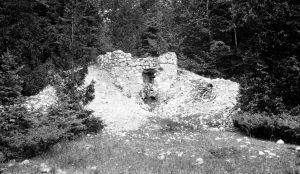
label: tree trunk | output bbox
[233,23,238,52]
[206,0,212,42]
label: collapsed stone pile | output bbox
[154,69,239,128]
[23,50,240,132]
[96,50,239,129]
[24,85,57,112]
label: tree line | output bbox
[0,0,300,158]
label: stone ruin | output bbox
[24,50,240,130]
[97,50,178,103]
[96,50,240,129]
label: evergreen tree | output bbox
[235,0,300,113]
[0,51,23,105]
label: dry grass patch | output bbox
[2,127,300,174]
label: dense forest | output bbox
[0,0,299,161]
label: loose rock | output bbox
[7,160,16,167]
[39,163,52,173]
[20,159,30,165]
[85,144,94,150]
[89,166,98,170]
[215,137,222,140]
[195,158,204,165]
[177,152,183,157]
[276,139,284,144]
[158,154,165,160]
[236,138,242,142]
[56,169,67,174]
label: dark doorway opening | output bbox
[142,69,155,84]
[142,69,157,107]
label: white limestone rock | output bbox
[276,139,284,144]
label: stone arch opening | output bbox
[142,69,157,105]
[142,69,156,85]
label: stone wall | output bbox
[96,50,177,100]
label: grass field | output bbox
[1,118,300,174]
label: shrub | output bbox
[156,115,205,133]
[233,112,300,144]
[83,116,106,134]
[0,105,44,159]
[0,51,23,105]
[238,55,300,115]
[0,96,104,161]
[21,63,53,96]
[0,65,104,161]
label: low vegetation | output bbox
[233,112,300,144]
[0,52,104,162]
[2,124,299,174]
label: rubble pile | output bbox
[153,69,239,128]
[24,85,58,112]
[23,50,240,132]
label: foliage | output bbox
[100,0,299,115]
[155,115,207,133]
[235,0,300,114]
[0,0,101,95]
[0,57,103,161]
[0,101,104,160]
[233,112,300,144]
[0,105,38,159]
[1,0,298,114]
[20,63,54,96]
[6,123,299,174]
[97,0,139,54]
[0,0,299,159]
[0,51,23,105]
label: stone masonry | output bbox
[97,50,177,101]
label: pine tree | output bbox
[0,51,23,106]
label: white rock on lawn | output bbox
[215,137,222,140]
[85,144,94,150]
[56,169,67,174]
[166,151,171,155]
[258,151,265,155]
[268,152,276,156]
[276,139,284,144]
[195,158,204,165]
[177,152,183,157]
[236,138,242,142]
[20,159,30,165]
[158,154,165,160]
[39,163,52,173]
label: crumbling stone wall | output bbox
[96,50,177,101]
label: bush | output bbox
[0,105,44,159]
[21,63,53,96]
[233,112,300,144]
[0,51,23,105]
[83,117,106,134]
[0,99,104,161]
[0,66,104,161]
[155,115,206,133]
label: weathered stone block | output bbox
[96,50,178,102]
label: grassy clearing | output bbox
[1,120,300,174]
